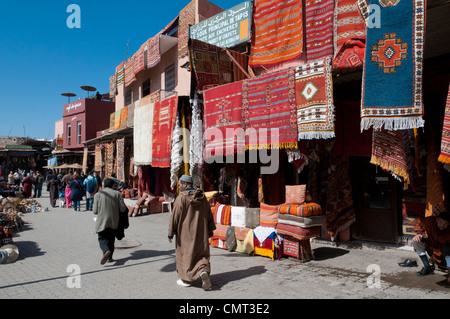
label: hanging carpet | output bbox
[305,0,335,62]
[439,83,450,164]
[152,96,178,168]
[249,0,304,68]
[133,102,154,166]
[359,0,425,131]
[295,57,335,140]
[242,68,298,150]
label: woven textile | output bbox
[190,39,221,91]
[242,69,298,150]
[325,159,355,241]
[133,103,154,166]
[94,145,102,172]
[249,0,303,68]
[332,0,366,69]
[124,55,136,87]
[209,238,228,250]
[439,84,450,164]
[120,106,128,129]
[204,80,244,160]
[134,45,146,76]
[295,57,335,139]
[231,51,250,82]
[214,204,232,226]
[360,0,425,131]
[109,73,117,98]
[178,0,196,58]
[152,96,178,168]
[116,62,125,86]
[305,0,335,62]
[277,202,322,217]
[371,129,411,187]
[259,203,279,228]
[285,185,306,205]
[276,224,321,241]
[426,133,446,217]
[105,142,114,178]
[211,224,229,241]
[278,214,323,228]
[116,138,125,182]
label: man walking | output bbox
[83,171,97,211]
[93,178,127,265]
[168,175,216,291]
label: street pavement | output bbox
[0,189,449,304]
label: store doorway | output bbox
[349,157,401,244]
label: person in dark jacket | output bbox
[69,173,84,212]
[48,175,60,208]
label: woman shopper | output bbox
[69,173,85,211]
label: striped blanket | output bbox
[249,0,303,68]
[278,214,323,228]
[259,203,279,228]
[305,0,334,62]
[276,224,321,241]
[214,204,232,226]
[242,68,298,150]
[277,202,322,217]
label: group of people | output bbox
[47,170,101,211]
[7,169,45,199]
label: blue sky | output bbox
[0,0,243,140]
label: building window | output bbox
[125,90,132,106]
[67,123,71,146]
[165,64,175,93]
[142,79,150,97]
[77,121,82,144]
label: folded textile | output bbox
[214,204,232,226]
[276,224,321,241]
[278,214,323,228]
[259,203,279,228]
[245,208,260,229]
[231,206,246,228]
[234,227,252,241]
[210,238,228,250]
[235,230,254,255]
[211,224,229,241]
[277,202,322,217]
[253,226,276,244]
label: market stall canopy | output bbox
[57,164,72,169]
[68,163,83,169]
[43,165,58,169]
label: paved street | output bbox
[1,190,449,303]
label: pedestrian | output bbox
[65,182,72,208]
[83,171,97,211]
[93,178,127,265]
[399,203,450,283]
[8,171,14,185]
[61,171,73,188]
[21,173,34,198]
[168,175,216,291]
[33,171,44,198]
[48,175,60,208]
[69,173,84,212]
[94,171,102,192]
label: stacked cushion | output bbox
[259,203,279,228]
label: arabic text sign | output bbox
[190,1,251,48]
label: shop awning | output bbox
[160,35,178,55]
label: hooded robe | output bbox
[168,189,216,282]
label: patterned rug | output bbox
[332,0,366,69]
[295,57,335,139]
[426,132,446,217]
[439,83,450,164]
[249,0,303,68]
[231,51,250,82]
[325,159,355,241]
[204,80,244,160]
[116,62,125,86]
[152,96,178,168]
[94,145,102,172]
[190,39,221,91]
[105,142,115,178]
[116,138,125,182]
[359,0,425,131]
[371,129,411,188]
[305,0,335,62]
[242,68,298,150]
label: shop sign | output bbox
[190,1,251,48]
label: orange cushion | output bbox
[285,185,306,205]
